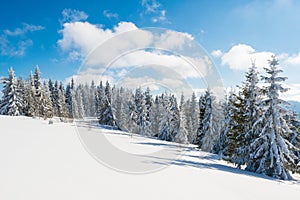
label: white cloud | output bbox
[280,83,300,102]
[141,0,168,23]
[285,53,300,65]
[155,30,194,50]
[103,10,118,20]
[213,43,300,101]
[58,21,220,96]
[211,50,223,58]
[0,23,44,57]
[4,23,44,36]
[109,50,205,79]
[61,8,88,23]
[152,10,167,23]
[58,21,138,60]
[142,0,161,13]
[220,44,273,71]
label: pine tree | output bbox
[195,94,206,147]
[246,56,299,180]
[65,82,73,118]
[60,82,69,118]
[75,85,85,119]
[33,65,43,117]
[113,87,127,130]
[52,81,60,116]
[174,94,188,144]
[17,78,26,115]
[96,81,105,120]
[189,92,199,143]
[99,81,115,126]
[125,93,138,133]
[41,81,54,119]
[201,89,220,152]
[229,63,262,167]
[158,93,179,141]
[24,72,36,117]
[89,80,97,117]
[221,90,246,165]
[134,87,150,135]
[150,96,162,137]
[0,67,23,116]
[285,110,300,173]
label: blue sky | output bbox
[1,0,300,100]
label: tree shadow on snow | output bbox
[143,153,282,182]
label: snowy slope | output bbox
[0,115,300,200]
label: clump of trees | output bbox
[1,56,300,180]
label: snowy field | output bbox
[1,115,300,199]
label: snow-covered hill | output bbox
[0,115,300,200]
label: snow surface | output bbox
[0,115,300,199]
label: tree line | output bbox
[1,56,300,180]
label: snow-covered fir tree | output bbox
[150,95,161,136]
[33,65,43,117]
[201,89,220,152]
[221,90,246,165]
[24,72,36,117]
[98,81,115,126]
[41,81,54,119]
[195,94,206,147]
[125,93,138,133]
[187,92,199,144]
[113,87,127,130]
[158,93,180,141]
[16,78,26,115]
[89,81,97,117]
[174,93,188,144]
[95,81,105,120]
[65,80,74,118]
[0,67,23,116]
[229,63,262,167]
[134,87,151,135]
[246,56,299,180]
[75,85,85,119]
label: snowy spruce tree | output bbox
[157,94,180,142]
[74,86,85,119]
[33,65,43,117]
[201,89,220,152]
[113,87,127,130]
[134,87,151,135]
[41,81,54,119]
[150,96,160,136]
[246,56,299,180]
[195,94,206,147]
[174,93,188,144]
[98,81,115,126]
[228,63,262,167]
[221,90,246,165]
[188,92,199,144]
[0,67,23,116]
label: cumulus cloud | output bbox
[58,21,138,60]
[220,44,273,71]
[58,20,221,96]
[61,8,88,23]
[103,10,119,20]
[212,43,300,101]
[0,23,44,57]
